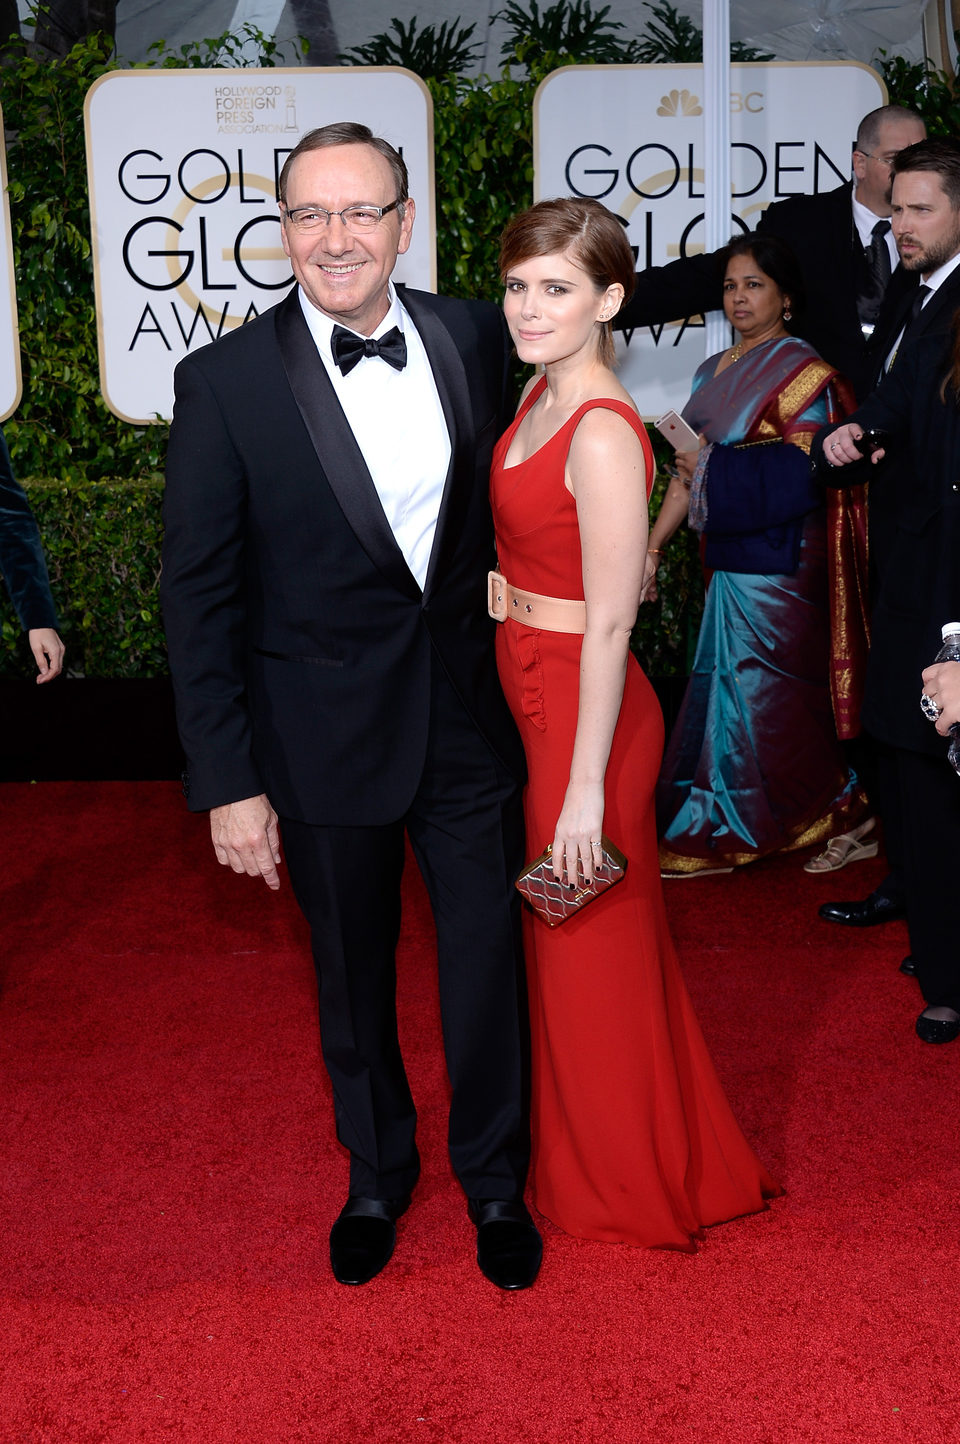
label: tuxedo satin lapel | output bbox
[274,293,421,600]
[400,291,475,600]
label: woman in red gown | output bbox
[491,198,779,1248]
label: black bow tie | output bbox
[331,324,407,376]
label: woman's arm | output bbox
[639,475,693,602]
[639,436,705,602]
[552,409,648,886]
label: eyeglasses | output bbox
[283,200,403,233]
[856,149,900,169]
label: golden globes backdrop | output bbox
[534,62,886,418]
[0,104,22,423]
[84,68,433,423]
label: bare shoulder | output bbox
[568,397,646,461]
[566,403,649,501]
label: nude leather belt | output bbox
[487,569,587,634]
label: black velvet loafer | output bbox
[468,1198,543,1290]
[915,1009,960,1045]
[329,1195,410,1285]
[817,889,907,927]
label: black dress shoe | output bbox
[468,1198,543,1290]
[915,1009,960,1044]
[899,955,917,976]
[329,1195,410,1285]
[818,888,907,927]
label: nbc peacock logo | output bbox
[656,89,702,117]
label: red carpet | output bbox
[1,782,957,1442]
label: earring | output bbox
[783,308,792,321]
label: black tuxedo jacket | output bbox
[814,329,960,758]
[618,182,915,401]
[161,287,524,824]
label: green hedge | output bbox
[1,477,165,678]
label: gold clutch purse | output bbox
[515,836,627,927]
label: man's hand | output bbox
[821,423,884,467]
[28,628,65,684]
[922,660,960,736]
[210,794,282,890]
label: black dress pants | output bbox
[281,662,529,1200]
[877,739,960,1010]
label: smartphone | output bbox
[655,410,700,450]
[853,428,888,456]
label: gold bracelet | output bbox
[647,547,663,555]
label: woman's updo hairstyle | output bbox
[499,197,636,366]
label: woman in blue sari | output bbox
[643,235,869,874]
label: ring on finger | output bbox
[920,691,943,722]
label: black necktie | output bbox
[858,219,892,328]
[331,324,407,376]
[886,284,930,372]
[904,282,931,334]
[867,219,892,285]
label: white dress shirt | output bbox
[298,284,452,591]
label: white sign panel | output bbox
[0,103,22,423]
[535,62,886,418]
[85,67,434,423]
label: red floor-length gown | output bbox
[491,377,780,1248]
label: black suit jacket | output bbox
[867,257,960,385]
[846,261,960,572]
[813,330,960,757]
[618,182,916,401]
[0,427,58,631]
[161,287,524,823]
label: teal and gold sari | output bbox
[657,337,869,873]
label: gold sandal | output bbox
[803,818,878,874]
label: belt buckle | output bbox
[488,569,508,622]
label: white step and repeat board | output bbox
[84,67,433,423]
[0,103,22,422]
[534,62,885,418]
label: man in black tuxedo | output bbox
[816,136,960,1043]
[161,123,542,1288]
[819,137,960,934]
[617,104,926,400]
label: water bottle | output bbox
[931,623,960,775]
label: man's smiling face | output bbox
[280,142,415,336]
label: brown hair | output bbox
[278,121,409,212]
[499,197,636,366]
[892,136,960,210]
